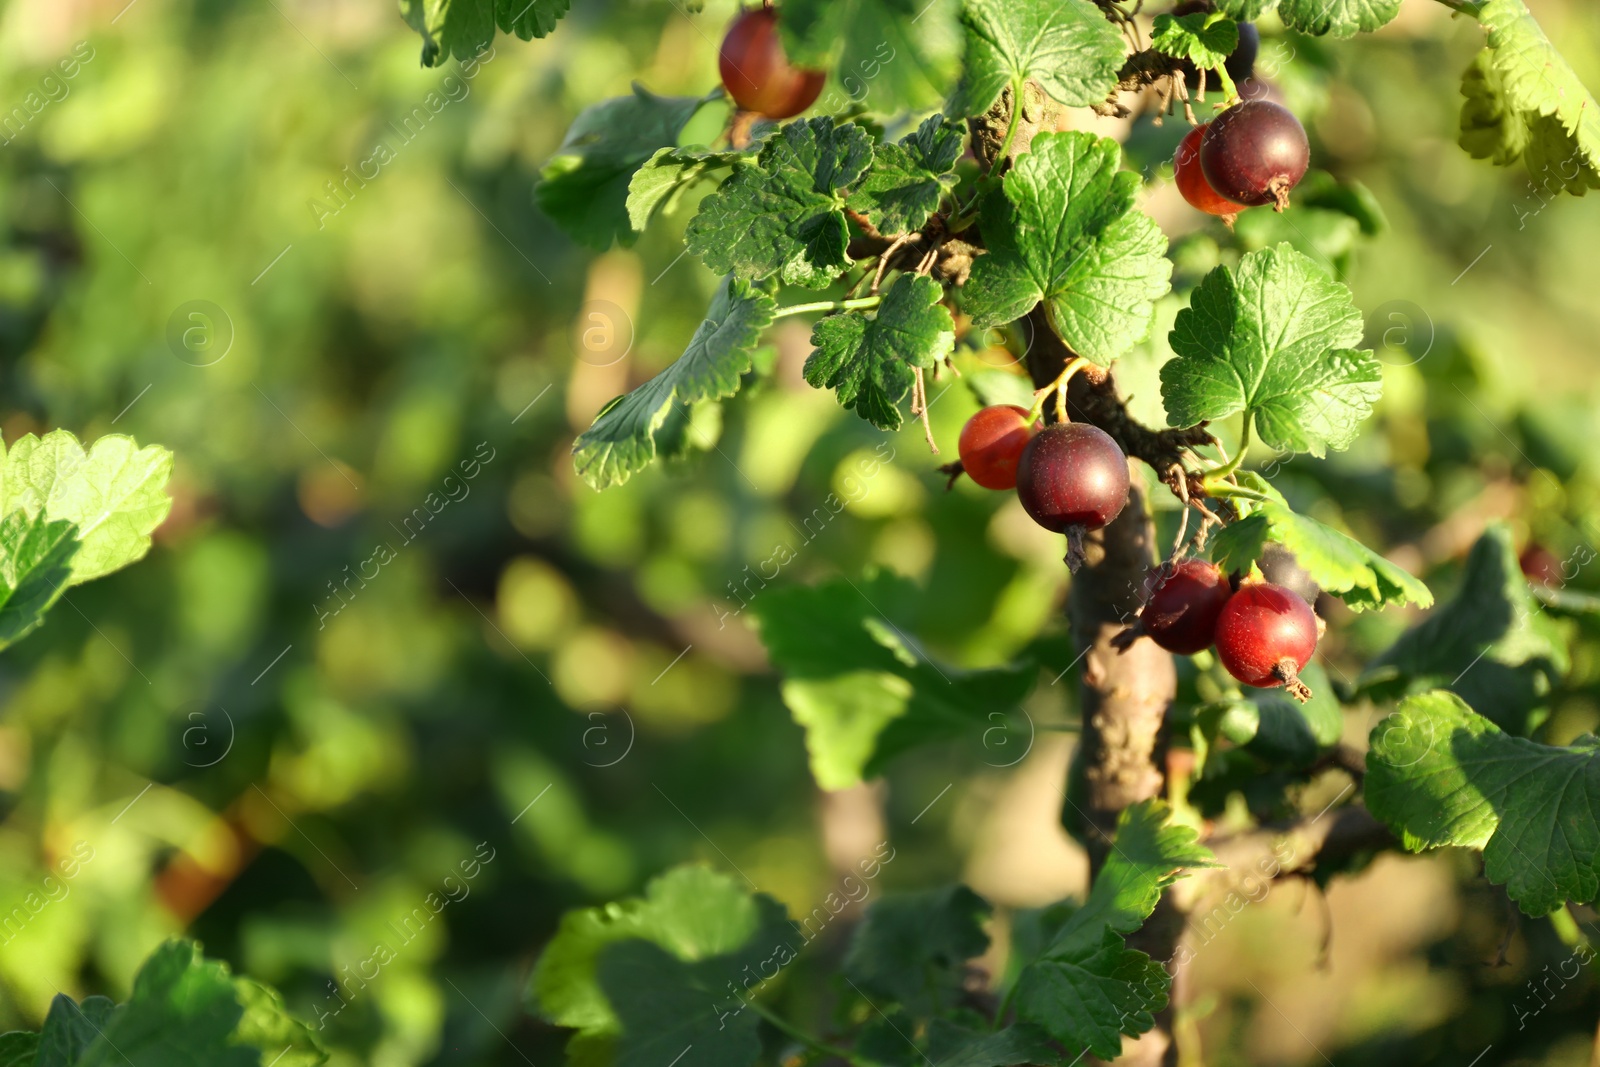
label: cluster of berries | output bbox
[959,406,1319,698]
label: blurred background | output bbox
[0,0,1596,1063]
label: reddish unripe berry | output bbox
[1015,423,1130,534]
[1139,559,1233,654]
[1174,125,1239,220]
[1200,100,1309,211]
[1214,581,1318,694]
[718,8,825,120]
[959,405,1037,490]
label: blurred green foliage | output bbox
[0,0,1595,1064]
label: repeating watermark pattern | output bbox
[0,841,96,948]
[0,41,95,145]
[307,45,497,230]
[814,42,896,114]
[313,441,497,629]
[715,840,898,1030]
[1166,839,1296,977]
[1512,941,1596,1030]
[714,443,896,629]
[311,840,498,1029]
[982,707,1035,768]
[1365,299,1435,367]
[579,705,637,768]
[572,300,635,368]
[176,700,236,768]
[166,299,235,366]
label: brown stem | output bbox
[1273,657,1314,702]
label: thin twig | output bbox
[872,232,917,293]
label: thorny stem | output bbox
[773,296,882,318]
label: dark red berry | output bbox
[719,8,825,120]
[959,405,1037,490]
[1200,100,1309,211]
[1214,580,1319,700]
[1520,543,1562,586]
[1175,125,1239,220]
[1138,559,1233,654]
[1227,22,1260,83]
[1015,423,1129,536]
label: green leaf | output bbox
[923,1021,1062,1067]
[1208,477,1432,612]
[1367,690,1600,916]
[533,865,797,1067]
[752,570,1035,789]
[628,146,753,234]
[1195,663,1342,769]
[963,132,1171,367]
[233,979,327,1067]
[572,278,776,490]
[1151,13,1238,71]
[965,368,1037,410]
[1162,244,1380,456]
[843,885,990,1016]
[1360,525,1566,734]
[1457,0,1600,195]
[0,512,77,652]
[401,0,571,66]
[1460,50,1529,167]
[845,115,964,236]
[1015,801,1217,1058]
[36,995,115,1067]
[2,430,173,586]
[80,940,320,1067]
[0,1032,36,1067]
[1212,0,1275,19]
[530,865,782,1035]
[16,942,323,1067]
[536,85,714,250]
[804,274,955,430]
[1016,928,1170,1060]
[1275,0,1400,37]
[687,118,874,289]
[948,0,1126,117]
[779,0,963,112]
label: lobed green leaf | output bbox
[1368,690,1600,916]
[572,278,776,490]
[963,131,1171,367]
[1162,244,1380,457]
[804,274,955,430]
[536,85,716,250]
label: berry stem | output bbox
[1272,657,1314,703]
[772,295,883,318]
[1025,356,1092,425]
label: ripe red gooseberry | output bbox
[719,7,826,120]
[1131,558,1234,655]
[1015,422,1130,569]
[1214,580,1319,701]
[1199,100,1309,211]
[958,405,1037,491]
[1175,124,1240,221]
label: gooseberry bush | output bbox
[442,0,1597,1064]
